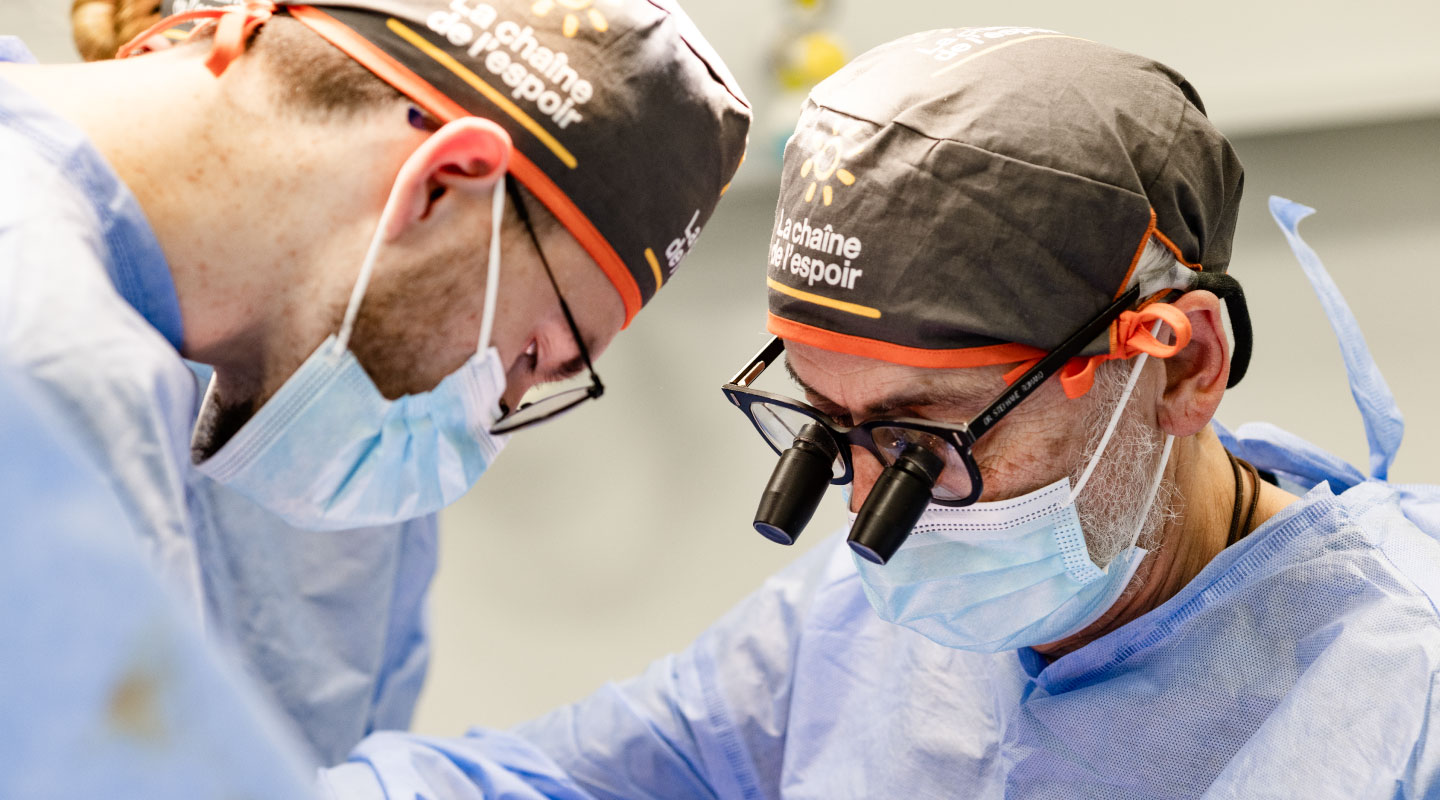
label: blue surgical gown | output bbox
[0,37,436,764]
[319,203,1440,799]
[0,360,317,798]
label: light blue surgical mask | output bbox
[195,141,511,530]
[852,348,1173,652]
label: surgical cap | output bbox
[765,27,1244,367]
[158,0,751,325]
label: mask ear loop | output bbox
[335,180,405,355]
[476,176,505,355]
[1113,432,1174,568]
[1069,319,1165,503]
[335,121,508,357]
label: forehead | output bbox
[781,340,1016,419]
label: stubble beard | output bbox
[1070,361,1178,569]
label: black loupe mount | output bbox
[753,423,840,545]
[847,445,945,565]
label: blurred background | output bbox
[5,0,1437,738]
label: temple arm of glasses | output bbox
[966,284,1142,441]
[506,175,604,391]
[728,336,786,387]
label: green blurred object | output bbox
[765,0,847,166]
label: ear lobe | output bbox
[384,117,513,239]
[1158,290,1230,437]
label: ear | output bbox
[1157,289,1229,437]
[384,116,512,239]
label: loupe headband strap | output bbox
[728,336,786,387]
[968,284,1142,441]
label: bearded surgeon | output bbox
[0,0,747,766]
[320,27,1440,799]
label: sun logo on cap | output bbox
[531,0,608,38]
[800,123,861,206]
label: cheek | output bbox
[973,409,1089,500]
[351,248,487,398]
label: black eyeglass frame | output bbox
[488,174,605,435]
[721,283,1144,507]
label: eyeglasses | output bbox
[489,175,605,434]
[721,284,1143,506]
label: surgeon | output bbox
[319,28,1440,798]
[0,358,315,798]
[0,0,748,765]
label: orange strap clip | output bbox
[117,1,277,77]
[1002,302,1192,399]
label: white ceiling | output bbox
[5,0,1438,171]
[690,0,1440,134]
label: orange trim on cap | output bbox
[508,152,642,323]
[288,5,644,325]
[1151,227,1205,270]
[289,6,469,120]
[767,313,1046,369]
[116,8,226,58]
[1113,208,1158,299]
[384,18,578,169]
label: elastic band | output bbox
[117,1,276,76]
[116,8,221,58]
[203,1,274,76]
[1003,306,1191,400]
[336,168,404,352]
[477,177,505,353]
[1068,320,1162,501]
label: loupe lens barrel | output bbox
[847,447,944,565]
[753,424,837,545]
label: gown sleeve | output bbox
[319,533,852,800]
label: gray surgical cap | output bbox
[766,27,1244,368]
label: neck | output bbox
[0,50,398,393]
[1033,426,1298,660]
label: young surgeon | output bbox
[320,28,1440,798]
[0,0,748,767]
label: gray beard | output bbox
[1070,360,1178,569]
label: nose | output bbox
[848,446,885,512]
[502,363,535,409]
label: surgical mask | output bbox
[851,349,1173,652]
[195,134,511,530]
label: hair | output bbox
[69,0,404,118]
[71,4,563,249]
[71,0,161,61]
[1071,356,1178,566]
[248,17,405,120]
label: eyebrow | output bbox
[542,353,588,383]
[784,360,995,421]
